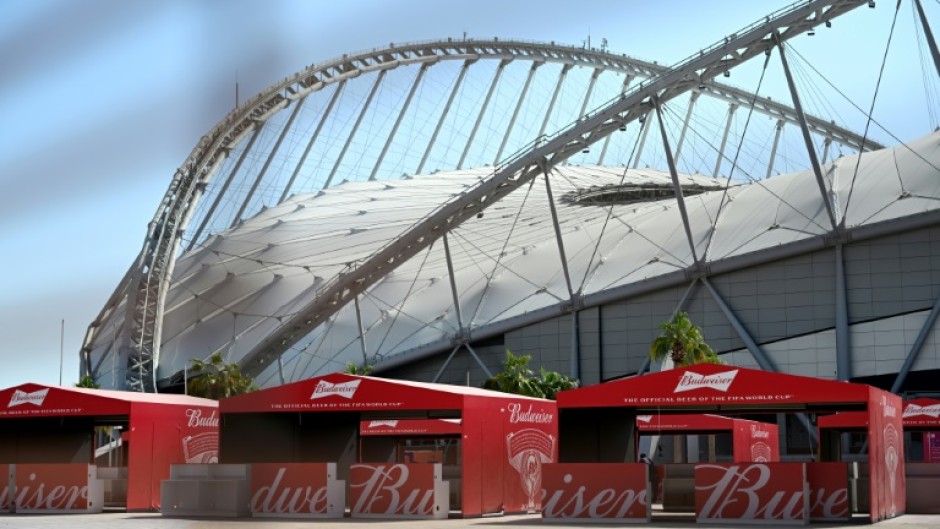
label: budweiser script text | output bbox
[507,402,554,424]
[1,474,88,511]
[542,474,648,519]
[349,464,437,516]
[252,467,331,514]
[696,464,806,521]
[185,408,219,428]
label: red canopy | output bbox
[557,363,870,410]
[221,373,546,414]
[0,382,214,418]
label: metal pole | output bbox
[442,232,464,330]
[630,114,652,170]
[354,295,368,365]
[776,35,838,230]
[598,74,634,165]
[59,319,64,386]
[712,103,738,178]
[464,344,494,378]
[835,244,851,381]
[432,346,461,383]
[701,277,776,371]
[765,119,785,179]
[654,99,699,264]
[494,62,541,164]
[674,91,701,162]
[543,170,575,299]
[820,137,833,165]
[537,64,573,139]
[279,81,346,202]
[418,61,471,174]
[326,70,387,188]
[891,292,940,393]
[914,0,940,80]
[577,69,602,119]
[231,97,306,227]
[370,65,429,180]
[459,60,508,169]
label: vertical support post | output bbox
[537,64,573,138]
[835,244,851,381]
[891,291,940,393]
[577,68,602,119]
[326,70,387,189]
[459,60,508,169]
[370,65,429,180]
[187,123,265,250]
[277,355,285,386]
[776,35,838,229]
[820,137,833,165]
[673,91,701,162]
[418,61,471,174]
[630,114,652,170]
[494,62,541,164]
[712,103,739,178]
[571,309,581,380]
[443,232,464,331]
[279,81,346,202]
[598,74,634,165]
[654,99,699,264]
[542,168,575,299]
[354,295,368,365]
[765,119,785,180]
[231,97,307,227]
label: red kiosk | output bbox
[545,364,904,525]
[163,374,557,519]
[818,397,940,514]
[0,382,218,513]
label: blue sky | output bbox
[0,0,936,389]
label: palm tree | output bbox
[649,311,720,367]
[187,352,257,399]
[75,375,101,389]
[483,350,578,399]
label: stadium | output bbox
[81,0,939,455]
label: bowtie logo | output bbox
[674,370,739,393]
[903,404,940,419]
[310,379,361,400]
[8,389,50,408]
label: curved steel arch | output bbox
[83,0,874,389]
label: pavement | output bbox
[2,512,940,529]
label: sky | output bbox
[0,0,936,390]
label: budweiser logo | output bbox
[750,425,770,439]
[15,471,89,511]
[8,389,49,408]
[637,415,653,423]
[186,408,219,428]
[310,380,360,400]
[674,370,738,393]
[368,420,399,428]
[903,404,940,418]
[252,467,331,515]
[507,402,554,424]
[696,464,805,521]
[349,464,437,516]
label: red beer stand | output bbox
[549,364,905,525]
[208,374,557,519]
[636,413,780,462]
[0,383,218,513]
[818,397,940,514]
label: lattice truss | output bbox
[81,0,940,390]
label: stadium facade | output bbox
[82,0,940,436]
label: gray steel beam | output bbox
[914,0,940,80]
[655,99,700,264]
[279,81,346,203]
[701,277,777,371]
[835,244,851,381]
[891,293,940,394]
[187,122,264,250]
[418,61,471,174]
[765,119,785,179]
[712,103,739,178]
[538,64,573,139]
[776,36,838,230]
[495,62,541,164]
[543,169,575,299]
[820,137,833,165]
[630,114,652,169]
[231,97,306,228]
[674,91,701,162]
[326,70,387,189]
[578,69,602,119]
[598,74,634,165]
[465,344,494,379]
[442,232,464,331]
[370,65,429,180]
[354,295,369,365]
[459,60,508,169]
[431,345,461,382]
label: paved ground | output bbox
[1,512,940,529]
